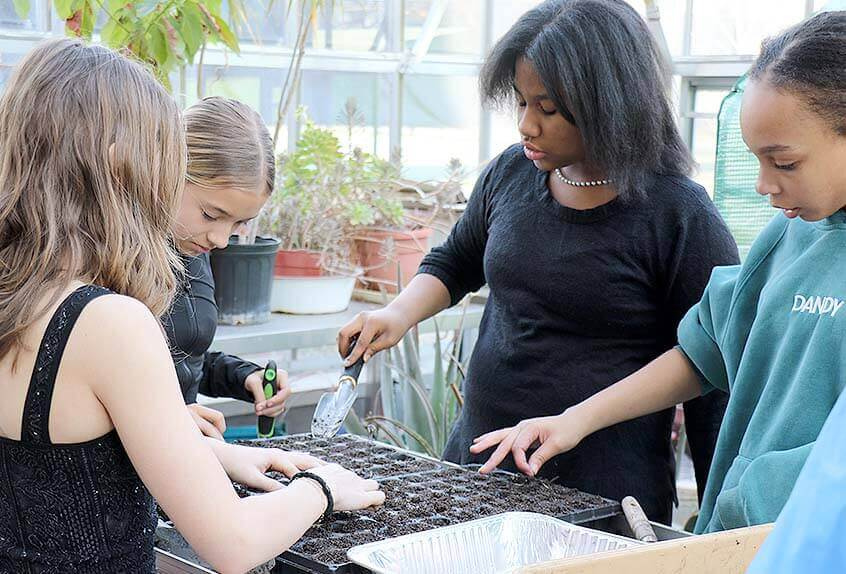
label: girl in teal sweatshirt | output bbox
[470,10,846,533]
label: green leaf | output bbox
[156,68,173,91]
[365,417,405,450]
[379,357,395,421]
[443,297,470,425]
[53,0,76,19]
[79,1,95,38]
[203,0,223,14]
[177,4,204,61]
[366,416,437,458]
[13,0,30,19]
[401,370,438,449]
[149,23,170,67]
[211,14,240,53]
[343,409,368,438]
[430,320,446,451]
[100,15,129,46]
[392,334,437,452]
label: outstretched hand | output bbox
[469,412,586,476]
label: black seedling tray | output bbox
[275,466,619,574]
[157,434,621,574]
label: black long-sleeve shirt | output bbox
[163,253,259,404]
[421,144,737,522]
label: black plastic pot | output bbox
[210,236,280,325]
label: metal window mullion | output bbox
[285,75,300,154]
[285,0,301,51]
[389,0,405,163]
[678,77,695,150]
[386,0,403,54]
[284,0,303,159]
[644,0,672,69]
[673,58,754,79]
[479,0,494,163]
[49,0,66,35]
[682,0,694,57]
[177,65,187,108]
[36,0,51,33]
[323,1,334,49]
[259,69,276,132]
[408,0,449,63]
[687,76,739,89]
[389,71,403,163]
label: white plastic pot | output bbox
[271,275,356,314]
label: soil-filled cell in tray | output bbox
[233,434,442,481]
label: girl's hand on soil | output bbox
[245,368,291,418]
[307,463,385,511]
[217,443,325,492]
[188,403,227,440]
[470,411,587,477]
[338,308,411,366]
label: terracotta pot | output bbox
[356,228,433,293]
[270,249,356,314]
[274,249,322,277]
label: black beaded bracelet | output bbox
[291,471,334,520]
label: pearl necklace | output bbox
[554,167,613,188]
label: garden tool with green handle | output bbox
[257,360,279,439]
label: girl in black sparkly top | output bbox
[0,39,383,574]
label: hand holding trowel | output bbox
[311,336,365,437]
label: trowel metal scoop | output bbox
[311,339,365,438]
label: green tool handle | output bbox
[257,360,277,438]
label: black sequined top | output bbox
[0,286,156,573]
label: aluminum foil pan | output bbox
[346,511,641,574]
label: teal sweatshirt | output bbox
[677,209,846,534]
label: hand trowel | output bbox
[311,337,365,437]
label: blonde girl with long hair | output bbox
[164,96,291,442]
[0,39,382,574]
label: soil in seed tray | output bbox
[161,436,617,569]
[286,467,617,567]
[161,435,440,518]
[233,433,441,480]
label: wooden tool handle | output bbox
[622,496,658,543]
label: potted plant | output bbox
[354,157,467,295]
[258,110,406,314]
[208,0,328,322]
[353,214,433,296]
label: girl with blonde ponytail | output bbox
[163,96,291,439]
